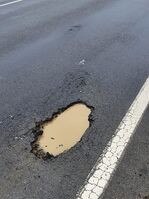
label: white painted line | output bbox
[76,76,149,199]
[0,0,22,7]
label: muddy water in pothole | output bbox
[37,103,91,156]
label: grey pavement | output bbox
[0,0,149,199]
[103,108,149,199]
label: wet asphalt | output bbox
[0,0,149,199]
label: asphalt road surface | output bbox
[0,0,149,199]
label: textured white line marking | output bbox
[0,0,22,7]
[76,76,149,199]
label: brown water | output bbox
[37,103,91,156]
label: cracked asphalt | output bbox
[0,0,149,199]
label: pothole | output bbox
[144,196,149,199]
[31,102,92,159]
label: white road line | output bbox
[76,76,149,199]
[0,0,22,7]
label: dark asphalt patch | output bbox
[68,24,82,32]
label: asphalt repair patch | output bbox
[31,102,93,159]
